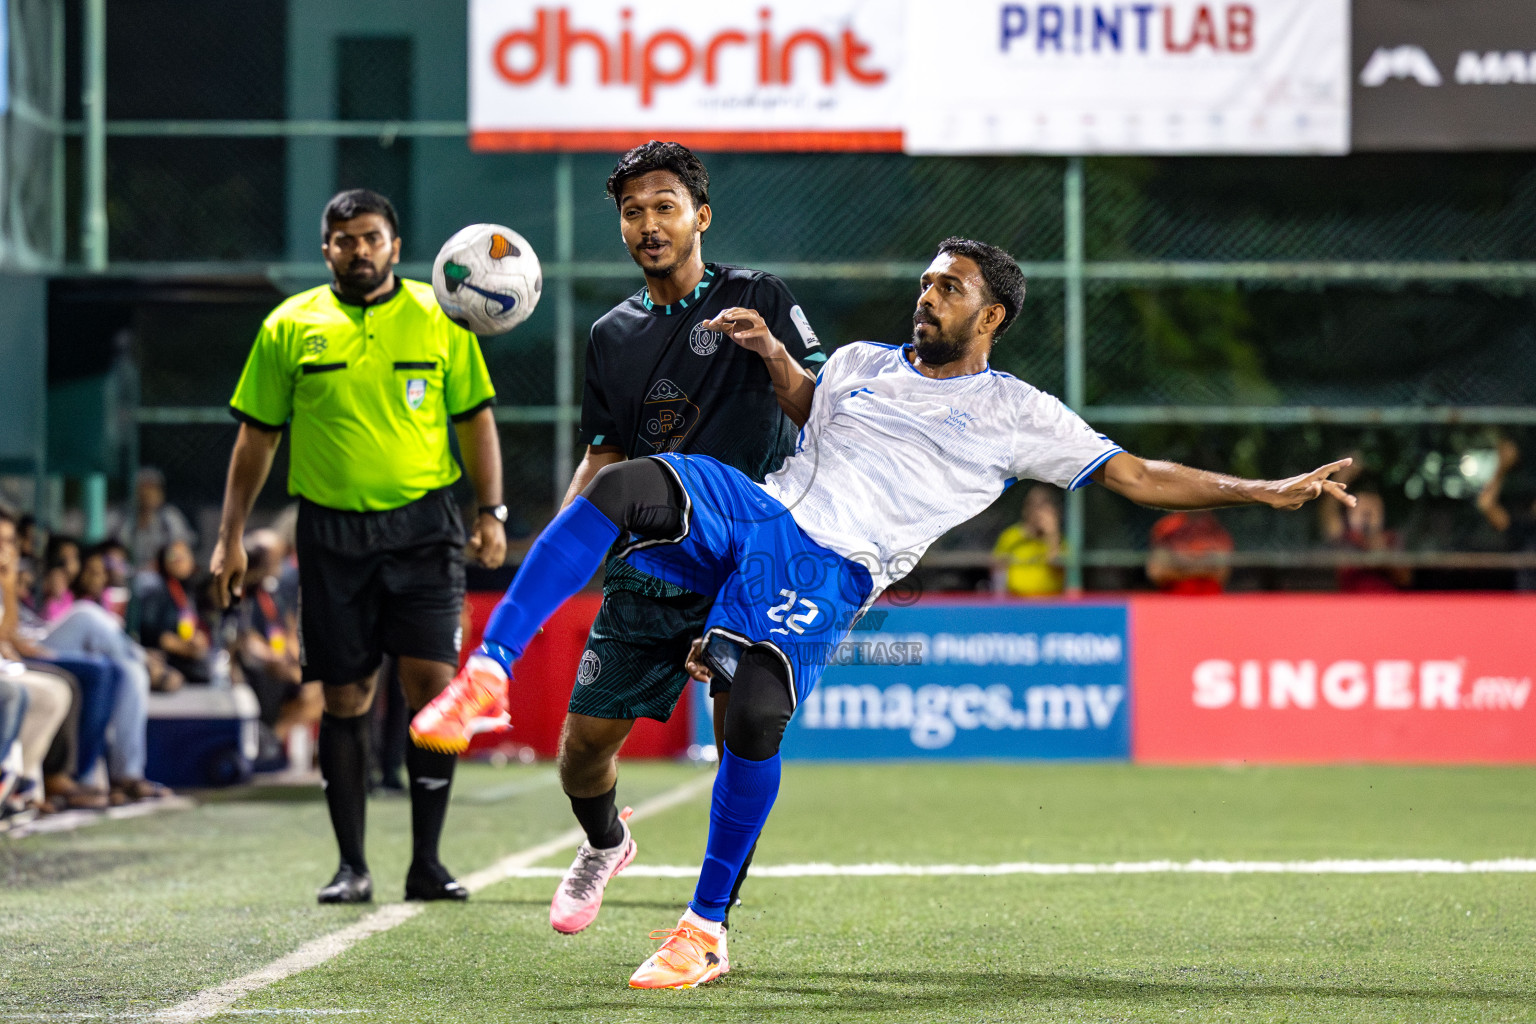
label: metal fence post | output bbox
[1063,157,1086,594]
[51,0,66,262]
[82,0,106,270]
[553,154,576,504]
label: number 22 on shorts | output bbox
[766,589,820,635]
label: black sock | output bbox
[406,740,458,865]
[724,836,759,929]
[568,786,625,849]
[318,711,370,874]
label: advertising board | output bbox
[469,0,904,151]
[1133,595,1536,764]
[770,602,1131,760]
[1353,0,1536,150]
[902,0,1349,154]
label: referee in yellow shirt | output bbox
[210,189,507,904]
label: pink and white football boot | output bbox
[549,806,637,934]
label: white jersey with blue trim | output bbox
[760,341,1121,596]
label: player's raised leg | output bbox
[412,459,691,748]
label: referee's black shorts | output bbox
[295,488,466,684]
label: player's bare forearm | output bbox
[217,423,282,542]
[1095,452,1356,512]
[562,445,625,509]
[762,345,816,428]
[454,407,503,508]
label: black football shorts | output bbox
[566,557,717,722]
[295,489,466,684]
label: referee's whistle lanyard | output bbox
[166,576,205,643]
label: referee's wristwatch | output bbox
[478,504,509,523]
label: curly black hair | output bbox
[605,141,710,212]
[935,237,1027,339]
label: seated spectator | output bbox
[0,513,109,811]
[5,667,73,820]
[1147,511,1233,595]
[1477,437,1536,591]
[119,467,197,570]
[97,538,135,623]
[37,545,170,802]
[138,540,217,685]
[17,514,38,561]
[0,676,24,812]
[40,535,81,623]
[238,530,319,760]
[991,484,1066,597]
[1320,475,1410,593]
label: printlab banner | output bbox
[1133,595,1536,764]
[904,0,1349,154]
[469,0,904,151]
[1353,0,1536,150]
[773,602,1130,760]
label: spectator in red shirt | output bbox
[1147,511,1233,595]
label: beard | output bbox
[333,257,392,300]
[636,228,698,279]
[911,307,979,365]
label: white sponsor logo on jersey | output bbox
[790,304,820,348]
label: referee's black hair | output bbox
[321,189,400,243]
[935,237,1027,339]
[605,141,709,212]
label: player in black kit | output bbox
[543,142,823,935]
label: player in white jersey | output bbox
[415,236,1355,989]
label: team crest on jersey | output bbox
[689,322,722,356]
[576,650,600,686]
[405,378,427,410]
[641,379,698,453]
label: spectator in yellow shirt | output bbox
[991,485,1065,597]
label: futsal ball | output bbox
[432,224,542,335]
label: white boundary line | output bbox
[147,773,716,1024]
[488,857,1536,878]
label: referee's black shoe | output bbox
[317,864,373,904]
[405,859,469,902]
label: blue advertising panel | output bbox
[697,601,1131,760]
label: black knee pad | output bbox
[721,645,795,762]
[582,459,685,540]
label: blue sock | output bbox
[480,496,620,667]
[690,748,781,922]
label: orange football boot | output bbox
[629,912,730,989]
[408,655,510,754]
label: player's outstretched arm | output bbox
[1093,452,1357,512]
[702,306,816,427]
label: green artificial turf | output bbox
[3,763,1534,1023]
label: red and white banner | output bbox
[1133,595,1536,763]
[470,0,904,152]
